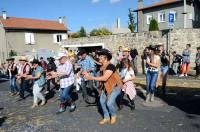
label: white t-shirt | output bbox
[121,68,135,80]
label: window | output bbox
[53,34,67,43]
[169,11,177,21]
[25,33,35,44]
[158,12,166,22]
[147,15,153,24]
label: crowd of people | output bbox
[0,43,200,125]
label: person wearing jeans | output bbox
[83,48,123,125]
[145,45,160,102]
[100,87,121,119]
[46,52,76,113]
[7,58,19,95]
[146,70,158,96]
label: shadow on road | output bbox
[0,116,7,127]
[136,82,200,115]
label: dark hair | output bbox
[97,48,112,61]
[32,59,40,65]
[40,57,43,60]
[121,58,131,71]
[78,49,87,56]
[187,44,191,47]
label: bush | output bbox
[149,19,159,31]
[90,28,112,36]
[9,50,17,57]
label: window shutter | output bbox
[62,34,67,40]
[31,33,35,44]
[53,34,57,43]
[25,33,31,44]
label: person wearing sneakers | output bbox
[25,59,46,108]
[83,48,122,125]
[145,45,160,102]
[46,52,76,113]
[180,44,191,77]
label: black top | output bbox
[160,51,169,66]
[105,64,116,72]
[47,62,57,72]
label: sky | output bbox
[0,0,160,32]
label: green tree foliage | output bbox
[128,10,135,33]
[149,19,159,31]
[70,32,80,38]
[90,28,112,36]
[79,26,87,37]
[9,50,17,57]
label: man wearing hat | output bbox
[25,59,46,108]
[117,48,132,72]
[195,47,200,79]
[76,49,96,103]
[6,57,19,96]
[16,56,32,99]
[46,52,76,113]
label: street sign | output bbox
[168,13,175,28]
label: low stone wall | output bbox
[63,28,200,72]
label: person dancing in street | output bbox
[83,48,122,125]
[145,45,160,102]
[119,58,136,110]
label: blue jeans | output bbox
[146,70,158,94]
[160,66,169,94]
[100,87,121,119]
[60,84,73,103]
[10,76,19,93]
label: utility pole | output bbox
[183,0,187,28]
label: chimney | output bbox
[2,11,7,20]
[62,16,67,28]
[117,17,120,29]
[138,0,143,9]
[58,17,63,23]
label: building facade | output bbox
[134,0,200,32]
[0,12,68,62]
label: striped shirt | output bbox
[57,60,74,88]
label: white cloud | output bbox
[109,0,120,4]
[91,0,100,3]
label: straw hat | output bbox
[123,48,130,52]
[19,56,28,61]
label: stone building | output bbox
[0,11,68,62]
[134,0,200,32]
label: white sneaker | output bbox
[145,94,150,102]
[150,94,154,102]
[44,91,49,94]
[179,74,184,77]
[185,74,188,77]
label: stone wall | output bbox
[63,29,200,72]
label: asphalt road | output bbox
[0,80,200,132]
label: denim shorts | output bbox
[160,66,169,75]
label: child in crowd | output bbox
[119,58,136,110]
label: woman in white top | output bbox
[145,45,160,102]
[119,58,136,110]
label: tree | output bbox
[90,28,112,36]
[9,50,17,57]
[79,26,87,37]
[149,19,159,31]
[128,10,135,33]
[70,32,80,38]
